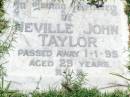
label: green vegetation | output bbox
[0,0,8,33]
[0,88,128,97]
[125,0,130,24]
[0,0,17,96]
[31,89,128,97]
[0,0,11,58]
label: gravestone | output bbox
[5,0,129,90]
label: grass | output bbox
[0,88,128,97]
[0,88,127,97]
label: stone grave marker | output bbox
[4,0,129,90]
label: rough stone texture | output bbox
[4,0,129,91]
